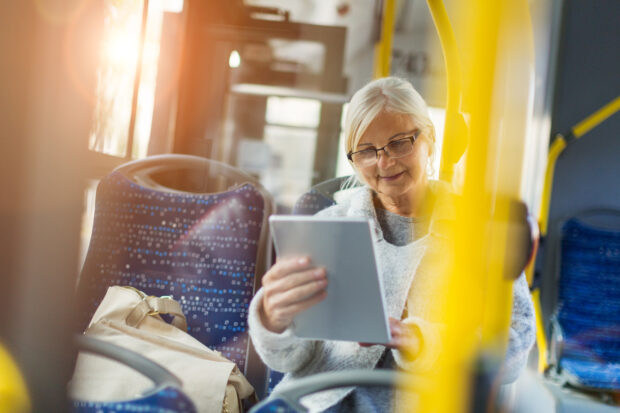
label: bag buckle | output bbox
[146,295,173,316]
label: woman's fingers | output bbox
[268,267,326,295]
[386,318,422,355]
[260,256,328,333]
[263,289,327,333]
[389,317,403,333]
[270,275,327,308]
[279,289,328,319]
[262,256,312,284]
[359,318,406,349]
[358,319,422,355]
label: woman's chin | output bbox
[376,183,410,199]
[376,177,426,199]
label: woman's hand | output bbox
[387,318,422,357]
[260,256,328,333]
[360,317,423,358]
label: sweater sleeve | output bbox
[248,288,318,373]
[500,273,536,383]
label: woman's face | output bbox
[354,111,430,202]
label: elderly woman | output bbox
[248,77,535,412]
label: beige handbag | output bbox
[70,286,256,413]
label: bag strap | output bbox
[125,296,188,331]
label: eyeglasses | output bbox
[347,131,420,167]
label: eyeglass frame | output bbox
[346,130,421,165]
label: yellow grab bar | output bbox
[573,95,620,138]
[426,0,468,183]
[528,96,619,372]
[373,0,396,78]
[538,136,566,238]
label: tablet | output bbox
[269,215,391,344]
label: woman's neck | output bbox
[373,181,429,218]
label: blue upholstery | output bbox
[291,176,354,216]
[292,188,336,215]
[556,218,620,391]
[77,168,269,373]
[267,370,285,395]
[72,386,197,413]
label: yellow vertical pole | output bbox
[373,0,396,78]
[407,0,535,411]
[426,0,467,183]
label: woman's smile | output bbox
[378,171,405,181]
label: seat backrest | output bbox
[557,211,620,365]
[76,155,274,385]
[292,175,358,215]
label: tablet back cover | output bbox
[269,216,391,343]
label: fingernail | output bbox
[314,268,324,277]
[298,257,309,265]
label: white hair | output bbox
[345,77,435,153]
[341,77,436,191]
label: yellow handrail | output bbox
[539,95,620,238]
[373,0,396,78]
[532,289,549,373]
[409,1,535,411]
[529,136,566,373]
[538,136,567,237]
[527,94,620,372]
[573,95,620,138]
[426,0,467,183]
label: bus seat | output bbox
[548,210,620,395]
[71,335,196,413]
[75,154,274,398]
[292,175,357,215]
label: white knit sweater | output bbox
[248,184,535,412]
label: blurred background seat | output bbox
[547,210,620,396]
[291,175,357,216]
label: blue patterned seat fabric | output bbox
[292,189,336,216]
[72,386,196,413]
[291,176,354,216]
[77,171,267,372]
[557,218,620,390]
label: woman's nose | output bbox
[376,150,395,169]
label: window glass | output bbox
[89,0,183,158]
[89,0,145,157]
[262,124,317,208]
[265,97,321,128]
[132,0,179,158]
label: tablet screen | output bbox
[269,215,391,343]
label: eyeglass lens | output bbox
[352,137,414,165]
